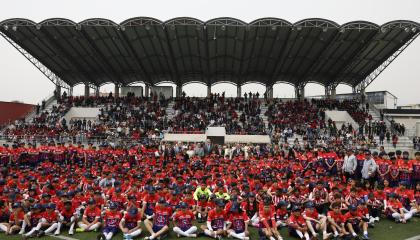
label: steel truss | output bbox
[355,31,420,93]
[0,31,70,89]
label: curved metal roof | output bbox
[0,17,419,88]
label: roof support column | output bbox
[325,86,331,99]
[176,84,182,98]
[145,84,150,98]
[114,84,120,99]
[84,83,90,99]
[207,84,211,98]
[266,85,274,99]
[331,86,336,99]
[295,85,304,100]
[95,86,100,97]
[69,87,73,97]
[237,85,242,98]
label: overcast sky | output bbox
[0,0,419,105]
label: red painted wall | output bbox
[0,101,34,126]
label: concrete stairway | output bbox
[165,100,176,120]
[27,99,57,123]
[260,104,269,129]
[370,135,414,154]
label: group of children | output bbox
[0,142,419,240]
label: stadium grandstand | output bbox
[0,17,419,240]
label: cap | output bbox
[230,203,239,213]
[128,207,138,216]
[292,205,301,212]
[87,198,96,205]
[179,202,188,209]
[215,199,225,207]
[158,197,167,204]
[46,203,56,209]
[109,202,118,209]
[32,203,42,210]
[12,202,21,209]
[305,201,315,208]
[349,205,357,211]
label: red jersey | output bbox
[288,214,306,229]
[9,211,24,223]
[43,211,58,223]
[409,159,420,179]
[122,212,141,230]
[83,207,101,223]
[228,212,249,233]
[327,211,345,224]
[397,160,412,180]
[303,209,319,220]
[29,212,43,226]
[60,207,76,219]
[173,210,195,231]
[258,208,276,228]
[153,205,172,227]
[208,209,227,230]
[387,199,403,215]
[104,211,122,227]
[343,211,362,224]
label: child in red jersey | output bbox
[23,203,59,238]
[242,192,259,227]
[302,201,330,240]
[77,198,101,232]
[226,202,250,240]
[344,205,369,240]
[38,203,60,236]
[366,192,382,224]
[141,188,159,220]
[259,198,283,240]
[0,199,10,231]
[97,202,122,240]
[144,197,172,240]
[386,193,417,223]
[288,205,310,240]
[327,202,349,238]
[196,194,209,223]
[56,200,77,235]
[119,207,142,240]
[21,204,44,237]
[0,202,23,235]
[201,199,227,239]
[275,200,289,228]
[173,202,197,238]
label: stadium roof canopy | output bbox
[0,17,419,90]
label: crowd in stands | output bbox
[2,93,168,144]
[1,94,404,154]
[170,94,265,135]
[0,139,419,240]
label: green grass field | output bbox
[1,218,419,240]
